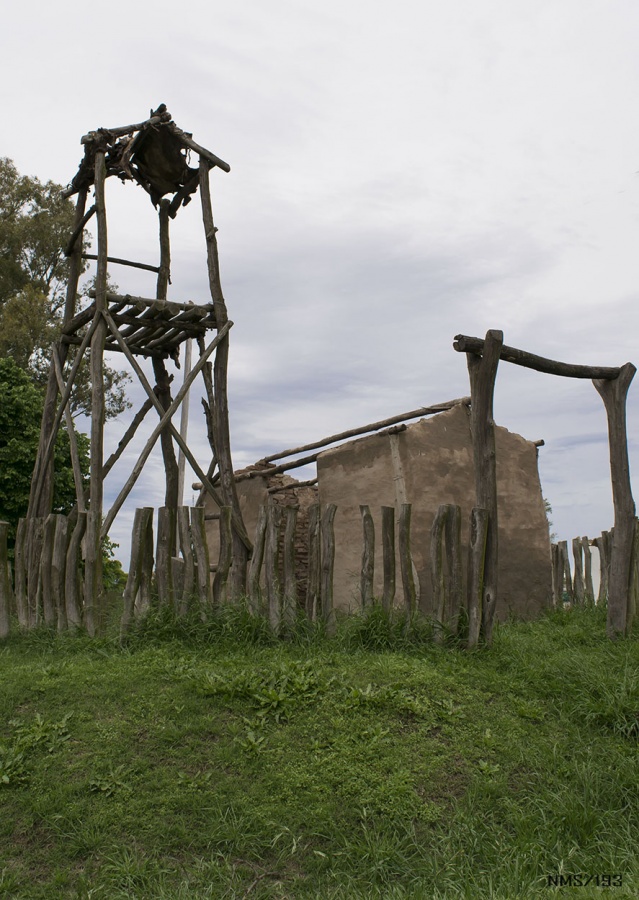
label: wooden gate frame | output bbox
[454,329,636,641]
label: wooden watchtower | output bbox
[24,105,250,632]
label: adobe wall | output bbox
[315,403,553,621]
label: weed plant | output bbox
[0,602,637,898]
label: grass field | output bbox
[1,603,638,898]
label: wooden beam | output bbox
[169,123,231,172]
[454,334,621,380]
[261,398,470,463]
[82,253,160,274]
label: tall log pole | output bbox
[464,329,502,645]
[593,363,637,637]
[199,158,250,599]
[28,187,88,521]
[84,152,108,636]
[154,199,180,508]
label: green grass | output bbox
[0,603,638,898]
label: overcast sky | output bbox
[3,0,639,565]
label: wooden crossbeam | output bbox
[454,334,622,380]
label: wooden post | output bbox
[558,540,573,603]
[467,508,489,649]
[282,505,299,626]
[84,150,108,635]
[320,504,337,629]
[191,506,211,608]
[359,505,375,609]
[445,504,463,633]
[213,506,232,605]
[431,505,448,642]
[551,543,561,607]
[572,537,585,605]
[248,504,267,615]
[51,515,68,632]
[593,534,609,604]
[381,506,395,612]
[398,503,417,617]
[14,518,28,629]
[121,508,149,636]
[40,514,57,627]
[465,329,502,645]
[27,517,44,628]
[593,363,637,637]
[65,511,86,630]
[177,507,195,616]
[156,506,176,608]
[265,501,282,631]
[200,158,250,599]
[137,508,154,619]
[306,503,321,621]
[0,522,12,639]
[582,536,594,602]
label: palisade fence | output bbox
[2,505,631,647]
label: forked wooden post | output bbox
[593,363,637,637]
[463,329,502,645]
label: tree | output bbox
[0,157,130,419]
[0,357,88,547]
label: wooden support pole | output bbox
[467,508,489,649]
[360,505,375,608]
[465,329,502,645]
[320,504,337,629]
[593,363,637,637]
[381,506,395,612]
[306,503,321,621]
[102,398,154,481]
[551,543,562,607]
[52,349,86,511]
[213,506,232,605]
[0,522,12,639]
[592,534,608,604]
[84,150,108,635]
[200,158,250,598]
[248,504,268,615]
[265,501,282,631]
[28,188,88,521]
[398,503,417,617]
[30,312,101,517]
[137,509,155,619]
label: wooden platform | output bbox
[61,292,217,362]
